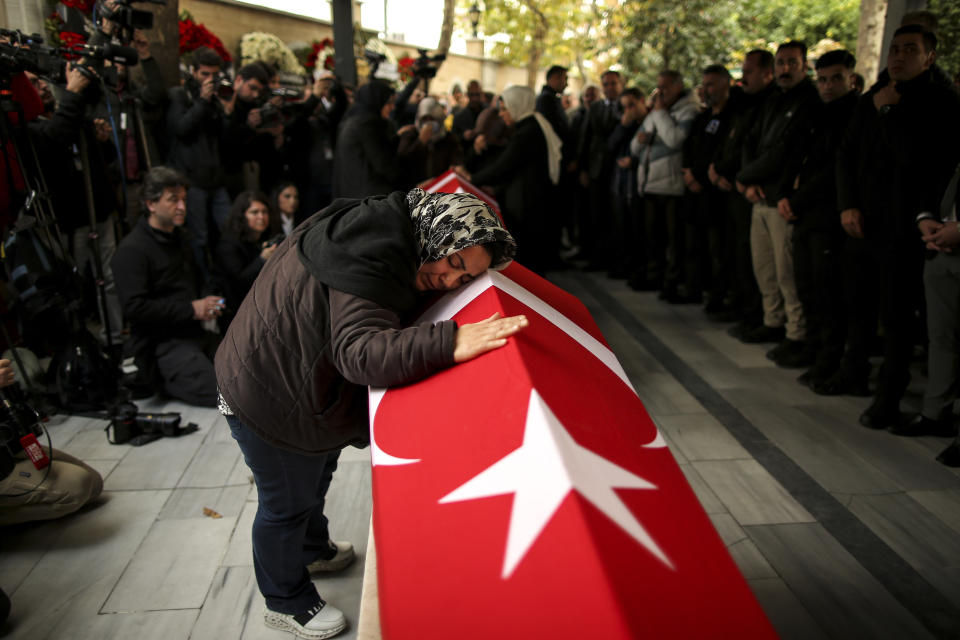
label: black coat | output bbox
[712,84,776,183]
[781,91,858,230]
[536,85,571,161]
[683,100,736,188]
[578,98,622,180]
[332,112,404,199]
[212,234,265,311]
[738,78,820,205]
[836,69,960,242]
[165,79,225,189]
[111,217,208,369]
[470,117,551,272]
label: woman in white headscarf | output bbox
[454,85,563,274]
[399,97,463,185]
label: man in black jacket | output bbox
[682,65,734,308]
[166,47,230,274]
[834,26,960,428]
[577,70,623,267]
[111,167,225,407]
[776,50,858,389]
[709,50,776,332]
[536,65,572,268]
[736,41,819,364]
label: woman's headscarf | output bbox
[406,187,516,270]
[415,97,448,143]
[500,85,563,185]
[353,80,395,117]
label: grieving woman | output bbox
[212,191,278,320]
[454,85,562,274]
[214,188,527,639]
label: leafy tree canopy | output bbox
[467,0,865,91]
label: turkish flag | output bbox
[422,169,503,223]
[369,264,776,639]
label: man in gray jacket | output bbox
[630,70,699,300]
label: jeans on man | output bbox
[185,186,231,276]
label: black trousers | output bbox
[841,235,924,406]
[154,335,218,407]
[793,224,846,372]
[726,192,762,324]
[644,194,683,289]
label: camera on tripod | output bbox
[413,49,445,81]
[0,29,138,85]
[106,402,197,446]
[95,0,166,45]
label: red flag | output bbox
[369,263,776,639]
[422,169,503,223]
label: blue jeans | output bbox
[227,414,340,613]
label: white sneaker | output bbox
[306,540,355,573]
[263,601,346,639]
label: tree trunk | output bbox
[523,0,548,88]
[436,0,456,55]
[856,0,888,87]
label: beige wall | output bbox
[180,0,335,60]
[179,0,580,97]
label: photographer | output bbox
[221,62,270,193]
[111,166,223,407]
[0,359,104,527]
[165,47,231,274]
[91,28,167,223]
[212,190,278,324]
[398,97,461,185]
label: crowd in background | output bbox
[2,8,960,466]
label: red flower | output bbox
[323,54,335,71]
[178,17,232,62]
[61,0,94,12]
[306,39,334,70]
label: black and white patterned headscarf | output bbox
[406,187,517,269]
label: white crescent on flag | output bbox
[369,271,666,467]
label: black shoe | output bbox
[766,341,789,361]
[727,321,758,340]
[936,438,960,467]
[707,308,740,323]
[858,399,902,430]
[797,369,817,388]
[774,340,815,369]
[628,277,660,292]
[741,324,785,344]
[888,414,956,438]
[812,371,870,397]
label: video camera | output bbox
[213,72,235,99]
[106,401,197,446]
[413,49,445,80]
[0,29,138,84]
[95,0,166,45]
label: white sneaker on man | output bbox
[306,540,355,573]
[263,600,346,639]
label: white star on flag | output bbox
[439,389,674,579]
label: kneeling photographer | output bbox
[0,359,103,527]
[111,167,224,407]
